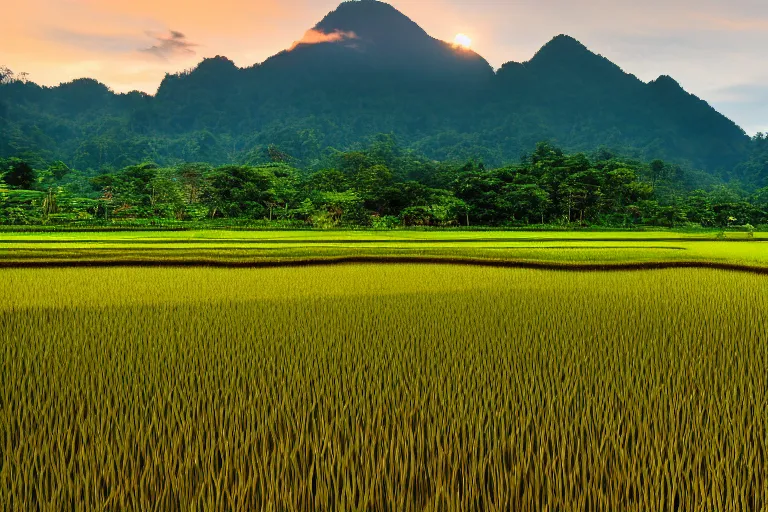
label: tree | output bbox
[178,163,209,204]
[201,164,298,219]
[683,190,716,226]
[751,187,768,210]
[150,169,185,219]
[399,206,435,226]
[267,144,290,163]
[305,169,350,193]
[36,161,71,190]
[353,163,394,213]
[0,137,758,228]
[562,168,602,223]
[48,161,71,181]
[2,160,37,189]
[649,159,666,191]
[264,164,300,220]
[309,191,367,228]
[452,166,491,225]
[601,167,649,210]
[0,65,14,84]
[506,183,551,224]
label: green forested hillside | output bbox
[1,138,766,229]
[0,1,754,180]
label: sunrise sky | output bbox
[3,0,766,134]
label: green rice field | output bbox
[1,231,767,510]
[0,230,767,269]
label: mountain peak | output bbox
[544,34,588,51]
[649,75,683,90]
[265,0,493,82]
[200,55,236,67]
[314,1,430,50]
[524,33,640,90]
[528,34,595,65]
[191,56,239,76]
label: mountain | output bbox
[490,35,748,169]
[0,0,751,176]
[305,0,493,80]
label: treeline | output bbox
[1,138,767,229]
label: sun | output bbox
[453,33,472,50]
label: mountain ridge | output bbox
[0,0,750,174]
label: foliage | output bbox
[1,140,767,228]
[734,133,768,188]
[1,158,37,189]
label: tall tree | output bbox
[2,159,36,189]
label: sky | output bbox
[3,0,767,135]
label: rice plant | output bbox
[1,265,766,510]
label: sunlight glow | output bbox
[453,33,472,49]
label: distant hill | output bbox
[0,0,751,176]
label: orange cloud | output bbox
[140,30,198,60]
[289,29,357,51]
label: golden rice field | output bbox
[1,264,767,510]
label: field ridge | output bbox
[2,255,768,275]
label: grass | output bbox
[1,228,765,241]
[1,265,767,510]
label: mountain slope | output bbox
[0,0,750,174]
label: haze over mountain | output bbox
[0,0,754,177]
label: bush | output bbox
[372,215,401,229]
[0,207,31,225]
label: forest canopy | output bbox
[2,137,766,229]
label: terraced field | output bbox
[1,231,767,510]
